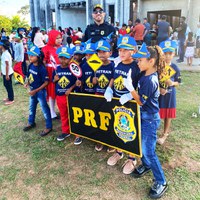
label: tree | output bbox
[17,5,30,16]
[10,15,29,30]
[0,15,12,33]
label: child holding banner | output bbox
[76,41,96,94]
[157,40,181,145]
[104,35,140,174]
[121,43,168,199]
[23,46,52,136]
[53,46,80,143]
[0,39,14,105]
[92,39,115,152]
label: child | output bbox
[23,46,52,136]
[104,35,140,174]
[185,32,195,66]
[53,46,78,143]
[157,40,181,145]
[76,41,96,94]
[121,43,168,199]
[13,33,25,81]
[0,40,14,105]
[92,39,115,152]
[42,30,62,120]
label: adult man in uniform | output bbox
[82,4,115,43]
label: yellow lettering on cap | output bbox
[72,107,83,123]
[99,112,111,131]
[84,109,97,128]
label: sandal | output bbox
[157,133,169,145]
[40,128,52,137]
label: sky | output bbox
[0,0,29,17]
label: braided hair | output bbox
[147,45,166,80]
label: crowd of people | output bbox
[1,3,198,199]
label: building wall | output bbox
[141,0,199,32]
[60,9,86,30]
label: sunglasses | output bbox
[93,10,103,14]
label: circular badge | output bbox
[69,61,82,78]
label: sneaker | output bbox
[23,123,36,132]
[107,147,116,153]
[122,159,137,175]
[95,143,104,152]
[149,182,168,199]
[131,164,151,178]
[74,137,83,145]
[57,133,70,141]
[107,152,123,166]
[4,100,14,105]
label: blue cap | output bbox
[132,43,150,58]
[27,46,41,56]
[19,28,24,32]
[56,46,73,59]
[73,45,84,55]
[83,42,96,54]
[159,40,177,53]
[117,35,137,50]
[95,39,111,52]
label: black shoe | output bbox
[23,123,36,132]
[131,165,151,178]
[149,182,168,199]
[40,128,52,137]
[57,133,70,141]
[176,59,183,63]
[52,116,60,120]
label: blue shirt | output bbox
[94,62,114,94]
[27,63,49,90]
[53,66,77,96]
[81,62,95,93]
[113,61,140,97]
[138,72,160,114]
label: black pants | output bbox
[3,74,14,101]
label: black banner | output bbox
[68,93,142,157]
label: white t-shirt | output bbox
[34,32,45,48]
[1,50,13,75]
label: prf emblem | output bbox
[100,30,105,35]
[113,106,137,143]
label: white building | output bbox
[29,0,199,33]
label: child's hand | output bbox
[92,77,98,85]
[6,75,10,80]
[165,79,173,86]
[76,80,82,87]
[160,88,168,95]
[65,90,71,96]
[24,83,29,88]
[29,90,36,96]
[54,74,59,82]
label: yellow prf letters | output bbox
[72,107,111,131]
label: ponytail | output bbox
[147,45,166,80]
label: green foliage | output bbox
[0,15,29,33]
[0,15,12,32]
[10,15,29,30]
[17,5,30,16]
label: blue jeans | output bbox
[178,38,185,61]
[141,112,166,185]
[28,89,52,129]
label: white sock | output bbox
[49,97,57,118]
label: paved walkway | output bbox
[173,56,200,71]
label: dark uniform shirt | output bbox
[82,21,116,43]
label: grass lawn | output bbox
[0,71,200,200]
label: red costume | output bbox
[42,30,61,100]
